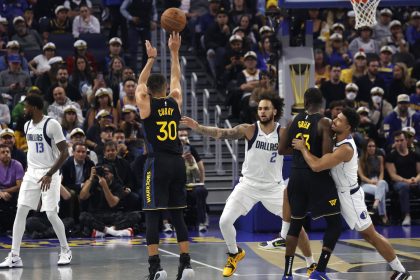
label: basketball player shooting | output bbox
[292,107,412,280]
[181,93,316,277]
[0,95,72,269]
[135,33,194,280]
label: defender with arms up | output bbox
[0,95,72,269]
[135,33,194,280]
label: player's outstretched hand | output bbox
[38,175,52,191]
[168,31,181,53]
[292,137,305,151]
[180,116,198,130]
[145,40,157,58]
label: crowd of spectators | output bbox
[0,0,209,238]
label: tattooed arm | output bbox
[181,116,254,140]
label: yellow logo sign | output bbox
[329,199,337,206]
[145,170,152,204]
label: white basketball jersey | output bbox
[25,116,66,169]
[331,136,358,190]
[241,122,283,184]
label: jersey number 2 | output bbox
[270,152,277,163]
[36,142,44,153]
[295,133,311,150]
[156,121,177,141]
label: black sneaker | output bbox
[176,253,195,280]
[147,255,167,280]
[391,271,412,280]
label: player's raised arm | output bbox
[181,116,254,140]
[136,40,157,119]
[168,32,182,108]
[292,137,352,172]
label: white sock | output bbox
[219,200,247,254]
[389,257,405,273]
[280,221,290,239]
[46,211,69,251]
[11,205,31,256]
[304,256,316,267]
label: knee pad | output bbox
[288,218,304,237]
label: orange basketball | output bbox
[160,8,187,33]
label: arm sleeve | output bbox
[46,119,66,144]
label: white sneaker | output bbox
[0,253,23,268]
[258,237,286,250]
[57,249,72,266]
[180,268,195,280]
[163,223,173,233]
[198,224,207,232]
[91,229,106,238]
[151,269,167,280]
[402,216,411,226]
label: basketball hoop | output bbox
[350,0,381,29]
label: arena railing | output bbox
[214,105,224,175]
[180,56,187,115]
[202,89,212,157]
[190,72,199,140]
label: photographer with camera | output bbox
[79,163,140,237]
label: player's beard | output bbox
[23,111,33,121]
[259,114,273,124]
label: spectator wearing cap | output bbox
[387,62,416,107]
[48,85,84,124]
[42,5,72,42]
[28,42,56,76]
[373,8,393,40]
[348,26,380,56]
[409,80,420,112]
[405,11,420,58]
[116,77,137,118]
[383,94,418,145]
[120,0,157,73]
[234,51,260,122]
[72,4,100,39]
[219,34,245,87]
[331,23,345,36]
[66,39,97,75]
[0,54,31,98]
[0,0,28,22]
[34,56,64,98]
[231,26,251,53]
[204,7,230,78]
[320,64,346,108]
[0,16,8,49]
[86,88,118,128]
[0,40,29,73]
[103,37,125,75]
[356,57,386,103]
[0,143,24,233]
[119,104,144,152]
[256,35,275,72]
[0,94,10,127]
[11,16,43,52]
[61,142,95,221]
[0,128,26,169]
[377,46,394,88]
[343,82,366,109]
[382,20,408,54]
[402,126,420,155]
[61,104,84,142]
[356,106,378,142]
[103,0,127,47]
[47,66,83,106]
[369,86,393,134]
[69,55,95,98]
[314,49,330,86]
[326,33,352,69]
[385,130,420,226]
[68,128,98,164]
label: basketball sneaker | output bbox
[91,229,105,238]
[147,255,167,280]
[163,223,173,233]
[258,237,285,250]
[309,270,330,280]
[0,253,23,268]
[58,248,72,265]
[307,263,317,276]
[391,271,412,280]
[222,247,246,277]
[176,253,195,280]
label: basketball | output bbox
[160,8,187,33]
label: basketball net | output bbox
[350,0,381,29]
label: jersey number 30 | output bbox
[156,121,177,141]
[295,133,310,150]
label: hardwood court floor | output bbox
[0,226,419,279]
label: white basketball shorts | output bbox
[225,177,286,218]
[18,167,61,212]
[338,186,372,232]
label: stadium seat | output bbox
[79,33,108,68]
[48,33,75,59]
